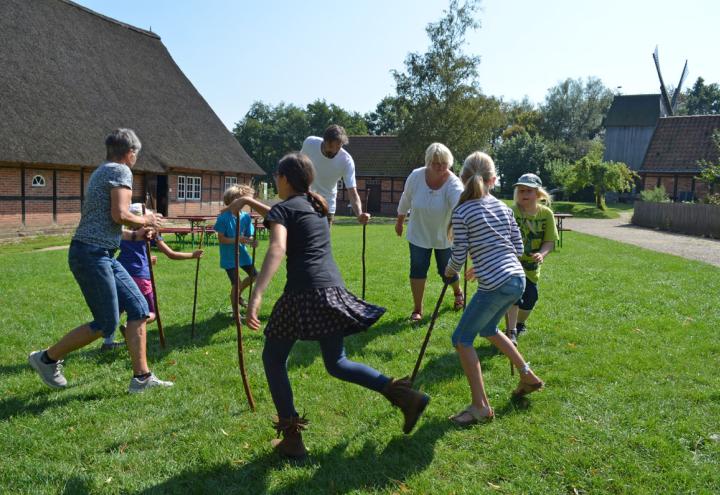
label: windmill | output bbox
[653,46,688,116]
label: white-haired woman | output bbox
[396,143,464,322]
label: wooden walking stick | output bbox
[410,282,449,384]
[234,211,256,411]
[247,216,259,299]
[190,225,205,339]
[463,258,468,310]
[361,188,369,299]
[505,315,514,376]
[142,205,165,348]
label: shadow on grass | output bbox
[412,343,499,388]
[0,391,107,422]
[139,419,452,495]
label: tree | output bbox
[494,132,550,194]
[696,130,720,195]
[499,97,543,141]
[540,77,614,144]
[392,0,503,163]
[306,99,368,136]
[562,141,637,210]
[682,77,720,115]
[365,96,409,135]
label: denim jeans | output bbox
[68,240,149,338]
[262,333,390,418]
[408,243,459,283]
[451,275,525,347]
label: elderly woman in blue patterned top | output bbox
[395,143,465,322]
[28,128,171,394]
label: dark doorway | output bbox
[156,175,168,216]
[366,180,381,213]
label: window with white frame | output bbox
[177,175,201,200]
[31,175,46,187]
[224,176,238,190]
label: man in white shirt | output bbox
[300,125,370,226]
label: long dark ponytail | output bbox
[277,152,329,217]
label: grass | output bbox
[2,224,719,494]
[551,201,634,219]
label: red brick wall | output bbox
[167,172,251,217]
[0,168,22,227]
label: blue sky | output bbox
[75,0,720,130]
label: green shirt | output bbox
[511,204,558,283]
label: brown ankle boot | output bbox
[271,415,309,459]
[381,377,430,434]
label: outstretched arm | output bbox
[221,197,271,217]
[347,187,370,225]
[155,238,203,260]
[246,222,287,330]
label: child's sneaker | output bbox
[516,322,527,335]
[28,350,67,389]
[100,342,125,352]
[128,373,174,394]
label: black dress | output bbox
[262,195,385,340]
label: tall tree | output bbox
[682,77,720,115]
[540,77,614,143]
[306,99,368,136]
[365,96,409,135]
[494,132,550,194]
[392,0,503,163]
[696,130,720,195]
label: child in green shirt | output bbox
[507,173,558,343]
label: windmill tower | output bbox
[652,46,689,116]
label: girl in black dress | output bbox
[246,152,430,459]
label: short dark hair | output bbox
[105,128,141,161]
[322,124,348,146]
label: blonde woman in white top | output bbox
[395,143,465,322]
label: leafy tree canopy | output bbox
[681,77,720,115]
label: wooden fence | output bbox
[632,201,720,239]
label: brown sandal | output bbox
[453,292,464,311]
[449,404,494,426]
[511,379,545,398]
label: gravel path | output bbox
[564,212,720,267]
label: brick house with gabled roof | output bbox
[639,115,720,201]
[335,136,417,216]
[0,0,264,233]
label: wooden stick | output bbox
[463,258,468,310]
[362,187,369,299]
[505,315,514,376]
[142,205,165,348]
[410,282,449,385]
[234,211,256,411]
[190,225,205,339]
[247,216,258,300]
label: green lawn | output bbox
[1,225,719,494]
[551,201,634,219]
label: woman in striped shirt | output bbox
[444,151,544,426]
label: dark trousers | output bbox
[262,333,390,417]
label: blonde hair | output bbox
[424,142,453,169]
[457,151,496,207]
[223,183,255,205]
[513,184,552,206]
[447,152,496,240]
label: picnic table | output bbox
[164,215,216,248]
[553,213,573,248]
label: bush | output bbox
[640,186,670,203]
[703,193,720,205]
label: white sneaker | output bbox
[128,373,174,394]
[28,350,67,389]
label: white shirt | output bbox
[301,136,356,214]
[397,167,464,249]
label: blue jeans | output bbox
[68,240,149,338]
[409,243,459,283]
[262,334,390,418]
[451,275,525,347]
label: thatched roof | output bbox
[344,136,416,177]
[640,115,720,173]
[0,0,263,175]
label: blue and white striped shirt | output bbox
[448,195,525,291]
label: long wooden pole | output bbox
[190,225,205,339]
[410,282,449,384]
[247,216,258,300]
[142,205,165,348]
[361,187,369,299]
[235,212,256,411]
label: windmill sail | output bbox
[653,46,674,116]
[670,60,689,112]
